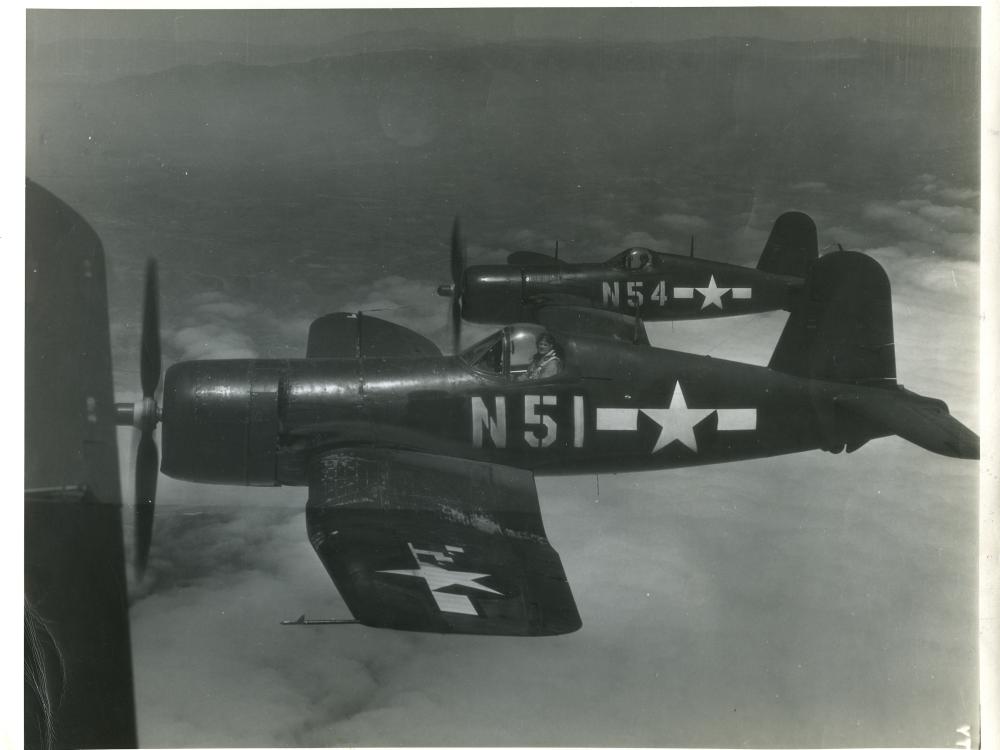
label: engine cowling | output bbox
[460,266,527,324]
[161,360,285,485]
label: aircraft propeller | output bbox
[114,260,161,579]
[436,217,466,352]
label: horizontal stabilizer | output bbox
[306,448,581,636]
[307,312,441,358]
[836,389,979,459]
[508,250,567,267]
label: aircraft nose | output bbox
[161,360,283,484]
[460,267,522,324]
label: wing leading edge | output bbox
[306,448,581,636]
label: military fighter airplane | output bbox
[439,211,818,341]
[116,246,977,637]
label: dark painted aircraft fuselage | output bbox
[161,334,888,488]
[460,256,801,324]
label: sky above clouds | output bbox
[25,8,982,748]
[28,6,979,48]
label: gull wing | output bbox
[306,312,441,358]
[306,448,581,636]
[507,250,568,267]
[535,305,649,345]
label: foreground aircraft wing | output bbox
[25,180,138,747]
[306,448,582,635]
[535,305,649,345]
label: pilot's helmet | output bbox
[537,332,557,348]
[627,247,651,269]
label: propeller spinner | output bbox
[114,260,161,578]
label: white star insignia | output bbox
[695,275,731,309]
[378,544,503,615]
[378,564,501,596]
[640,382,714,452]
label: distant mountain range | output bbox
[28,32,976,85]
[27,28,473,84]
[27,36,980,192]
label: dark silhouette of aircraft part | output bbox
[25,180,139,749]
[756,210,818,278]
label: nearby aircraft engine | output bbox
[458,265,529,323]
[160,360,284,485]
[161,358,376,485]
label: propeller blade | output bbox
[451,297,462,354]
[450,217,466,296]
[449,217,466,353]
[134,430,159,578]
[140,260,161,398]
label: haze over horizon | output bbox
[27,6,978,84]
[25,8,981,748]
[29,7,979,44]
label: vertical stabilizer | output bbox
[756,211,818,278]
[769,250,896,385]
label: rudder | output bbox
[756,211,818,278]
[769,250,896,385]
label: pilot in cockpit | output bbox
[524,332,563,379]
[625,248,652,271]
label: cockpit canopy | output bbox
[606,247,657,272]
[623,247,654,271]
[460,324,566,381]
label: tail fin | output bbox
[756,211,818,278]
[770,250,979,459]
[769,250,896,385]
